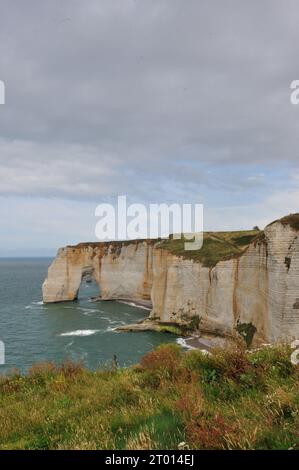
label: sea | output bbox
[0,258,179,374]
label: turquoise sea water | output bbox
[0,258,177,374]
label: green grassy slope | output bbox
[160,230,260,267]
[0,343,298,450]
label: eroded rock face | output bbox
[42,241,154,304]
[42,220,299,345]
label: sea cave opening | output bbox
[77,266,101,301]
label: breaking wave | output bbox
[60,329,100,337]
[176,337,197,350]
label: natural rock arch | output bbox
[77,265,101,301]
[42,241,154,304]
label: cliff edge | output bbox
[42,214,299,346]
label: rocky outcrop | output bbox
[42,240,154,304]
[42,216,299,346]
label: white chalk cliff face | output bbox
[42,217,299,346]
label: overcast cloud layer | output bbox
[0,0,299,255]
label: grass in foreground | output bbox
[0,343,298,450]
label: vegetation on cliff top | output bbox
[160,230,260,267]
[68,230,260,268]
[277,213,299,231]
[68,214,299,267]
[0,343,298,450]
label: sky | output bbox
[0,0,299,256]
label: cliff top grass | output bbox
[268,213,299,232]
[69,238,158,250]
[67,214,299,264]
[0,343,298,450]
[159,230,260,267]
[68,230,260,267]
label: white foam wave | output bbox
[176,337,210,354]
[117,300,151,311]
[81,309,98,315]
[25,300,44,310]
[176,337,197,350]
[60,329,100,337]
[105,326,117,332]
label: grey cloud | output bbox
[0,0,299,202]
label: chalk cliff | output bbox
[42,215,299,346]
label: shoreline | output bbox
[117,318,234,352]
[182,334,232,351]
[89,296,152,311]
[90,296,237,352]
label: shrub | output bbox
[186,412,239,449]
[140,344,182,378]
[249,345,294,378]
[59,360,85,378]
[176,385,204,419]
[213,346,251,382]
[182,349,209,372]
[28,362,57,381]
